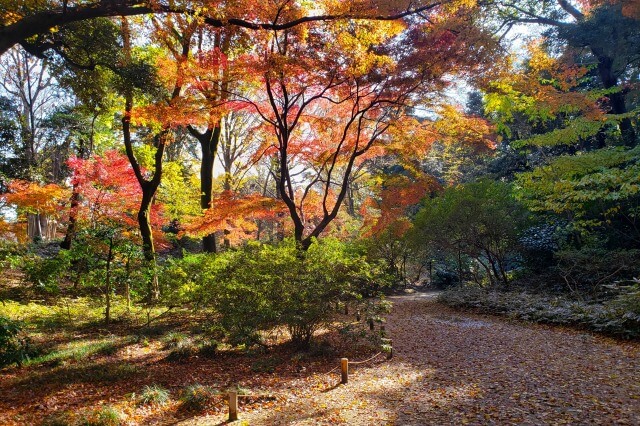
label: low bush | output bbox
[21,251,71,294]
[0,316,31,367]
[165,338,198,361]
[439,285,640,338]
[163,238,391,348]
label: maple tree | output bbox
[182,190,286,245]
[239,4,500,249]
[1,179,68,241]
[66,149,166,316]
[0,0,466,57]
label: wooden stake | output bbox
[387,339,393,359]
[341,358,349,384]
[369,319,374,331]
[228,390,238,421]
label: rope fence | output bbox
[225,340,394,421]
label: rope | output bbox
[236,393,277,399]
[325,365,340,374]
[346,352,384,365]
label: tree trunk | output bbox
[60,188,79,249]
[138,186,160,301]
[125,254,131,311]
[105,236,113,325]
[596,54,637,146]
[188,125,222,253]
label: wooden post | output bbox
[369,318,374,331]
[387,339,393,359]
[356,310,361,321]
[341,358,349,384]
[228,390,238,421]
[344,303,349,315]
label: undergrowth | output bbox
[439,285,640,338]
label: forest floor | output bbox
[1,289,639,425]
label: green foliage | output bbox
[516,146,640,232]
[21,251,72,294]
[162,238,391,347]
[161,331,189,349]
[24,337,125,368]
[0,316,30,367]
[410,180,529,287]
[138,384,171,407]
[512,117,607,148]
[161,332,217,360]
[165,338,198,361]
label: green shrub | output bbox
[21,251,71,294]
[139,384,171,406]
[162,238,391,348]
[166,338,198,361]
[0,316,31,367]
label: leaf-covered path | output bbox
[185,291,640,425]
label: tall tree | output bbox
[244,4,499,248]
[0,47,61,180]
[492,0,639,146]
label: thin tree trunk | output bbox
[61,188,79,249]
[105,236,113,325]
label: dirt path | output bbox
[180,292,640,425]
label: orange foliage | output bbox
[362,174,441,237]
[0,219,28,244]
[484,41,604,123]
[4,180,69,218]
[182,191,287,245]
[434,105,498,151]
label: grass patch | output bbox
[0,298,169,332]
[24,336,128,367]
[180,383,219,411]
[79,405,125,426]
[161,331,189,349]
[138,384,171,407]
